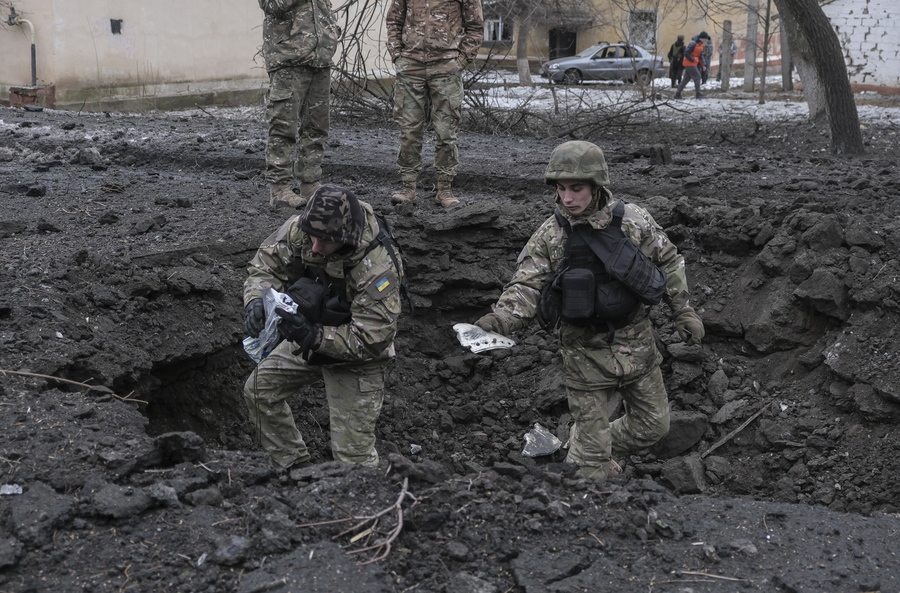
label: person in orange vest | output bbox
[674,31,710,100]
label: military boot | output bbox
[269,182,305,211]
[435,180,459,207]
[298,181,321,204]
[391,182,417,204]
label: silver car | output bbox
[540,43,667,85]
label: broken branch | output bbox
[701,400,773,459]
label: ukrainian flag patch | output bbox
[366,270,398,301]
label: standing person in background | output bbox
[386,0,484,208]
[667,35,685,88]
[259,0,340,211]
[700,37,713,84]
[674,31,710,100]
[474,141,704,481]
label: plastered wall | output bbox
[0,0,270,110]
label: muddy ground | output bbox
[2,91,900,593]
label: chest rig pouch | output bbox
[541,201,667,332]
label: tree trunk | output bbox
[758,0,772,104]
[515,18,532,87]
[743,0,759,92]
[772,0,864,155]
[780,21,793,91]
[721,21,733,91]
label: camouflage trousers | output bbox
[392,57,463,183]
[560,317,670,480]
[265,65,331,185]
[242,339,388,469]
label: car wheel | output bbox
[563,69,582,85]
[637,69,653,86]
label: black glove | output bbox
[286,278,326,324]
[275,309,323,354]
[244,299,265,338]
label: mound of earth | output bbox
[2,97,900,592]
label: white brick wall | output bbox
[822,0,900,90]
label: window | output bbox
[629,11,656,49]
[484,18,512,42]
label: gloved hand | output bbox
[674,307,705,346]
[275,309,323,353]
[475,312,512,337]
[244,299,265,338]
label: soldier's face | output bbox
[556,180,593,215]
[310,236,344,256]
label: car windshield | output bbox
[577,45,605,58]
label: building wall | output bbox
[822,0,900,91]
[1,0,269,110]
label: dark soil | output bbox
[2,95,900,593]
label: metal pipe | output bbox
[8,8,37,86]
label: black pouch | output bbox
[608,239,667,305]
[595,280,640,321]
[287,278,326,324]
[320,294,352,327]
[561,268,595,320]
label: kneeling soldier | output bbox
[243,185,403,470]
[476,141,704,480]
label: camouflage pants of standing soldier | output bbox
[392,57,463,183]
[560,317,670,480]
[265,65,331,185]
[243,339,388,469]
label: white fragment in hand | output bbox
[453,323,515,353]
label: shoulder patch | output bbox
[366,269,400,301]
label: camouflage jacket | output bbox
[259,0,340,71]
[244,204,403,363]
[493,197,692,336]
[385,0,484,64]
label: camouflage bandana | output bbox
[299,184,365,247]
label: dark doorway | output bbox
[549,29,577,60]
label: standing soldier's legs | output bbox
[265,68,301,185]
[242,339,323,469]
[296,67,331,185]
[427,66,463,182]
[610,365,671,460]
[322,362,389,467]
[393,58,429,183]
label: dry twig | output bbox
[701,400,773,459]
[297,477,417,565]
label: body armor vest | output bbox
[538,201,667,334]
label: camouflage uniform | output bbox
[259,0,340,186]
[386,0,484,183]
[243,186,403,469]
[482,142,701,480]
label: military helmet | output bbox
[544,141,610,187]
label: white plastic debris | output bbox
[243,287,298,362]
[0,484,24,496]
[409,444,422,454]
[521,423,562,457]
[453,323,515,353]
